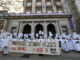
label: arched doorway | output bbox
[47,24,56,38]
[35,24,43,38]
[23,24,31,34]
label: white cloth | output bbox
[61,33,66,38]
[39,31,42,34]
[66,35,71,40]
[3,47,9,54]
[61,39,69,52]
[47,39,51,42]
[0,36,11,54]
[55,34,59,39]
[36,33,39,37]
[25,39,31,41]
[12,38,18,41]
[18,33,23,39]
[30,33,34,39]
[72,32,77,39]
[55,38,59,41]
[42,31,44,35]
[1,38,10,47]
[0,39,2,48]
[75,43,80,51]
[13,33,17,37]
[68,40,74,50]
[44,34,47,40]
[24,34,28,38]
[49,32,53,37]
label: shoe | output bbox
[2,54,8,55]
[65,51,69,53]
[38,54,44,56]
[21,54,30,58]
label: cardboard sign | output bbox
[9,40,61,55]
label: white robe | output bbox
[75,43,80,51]
[1,37,10,47]
[18,33,23,39]
[68,40,74,50]
[61,39,69,52]
[0,39,2,48]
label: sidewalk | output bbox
[0,51,80,60]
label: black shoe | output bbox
[21,54,30,58]
[65,51,69,53]
[38,54,44,56]
[2,54,8,55]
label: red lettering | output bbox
[36,48,43,52]
[33,48,35,52]
[17,47,22,51]
[45,48,48,52]
[11,47,16,51]
[22,47,26,51]
[39,48,43,52]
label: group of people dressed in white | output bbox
[0,31,80,55]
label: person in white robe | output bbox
[75,41,80,51]
[38,36,44,42]
[71,33,79,51]
[61,38,69,53]
[18,33,23,39]
[48,31,53,41]
[13,33,17,38]
[60,33,70,53]
[44,34,47,42]
[41,31,44,39]
[36,33,39,39]
[61,33,66,39]
[55,34,59,41]
[66,35,74,51]
[25,34,31,41]
[0,35,2,49]
[74,34,80,51]
[39,30,42,35]
[0,33,11,55]
[31,33,34,40]
[72,32,77,40]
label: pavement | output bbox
[0,51,80,60]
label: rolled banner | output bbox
[69,17,74,30]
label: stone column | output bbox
[23,0,26,13]
[44,22,47,36]
[31,21,35,38]
[32,0,36,13]
[42,0,46,13]
[52,0,57,13]
[19,21,23,33]
[56,21,60,35]
[59,21,62,34]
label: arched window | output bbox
[47,24,56,38]
[35,24,43,38]
[23,24,31,34]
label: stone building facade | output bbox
[0,0,73,38]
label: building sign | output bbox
[9,40,61,55]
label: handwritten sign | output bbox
[9,40,61,55]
